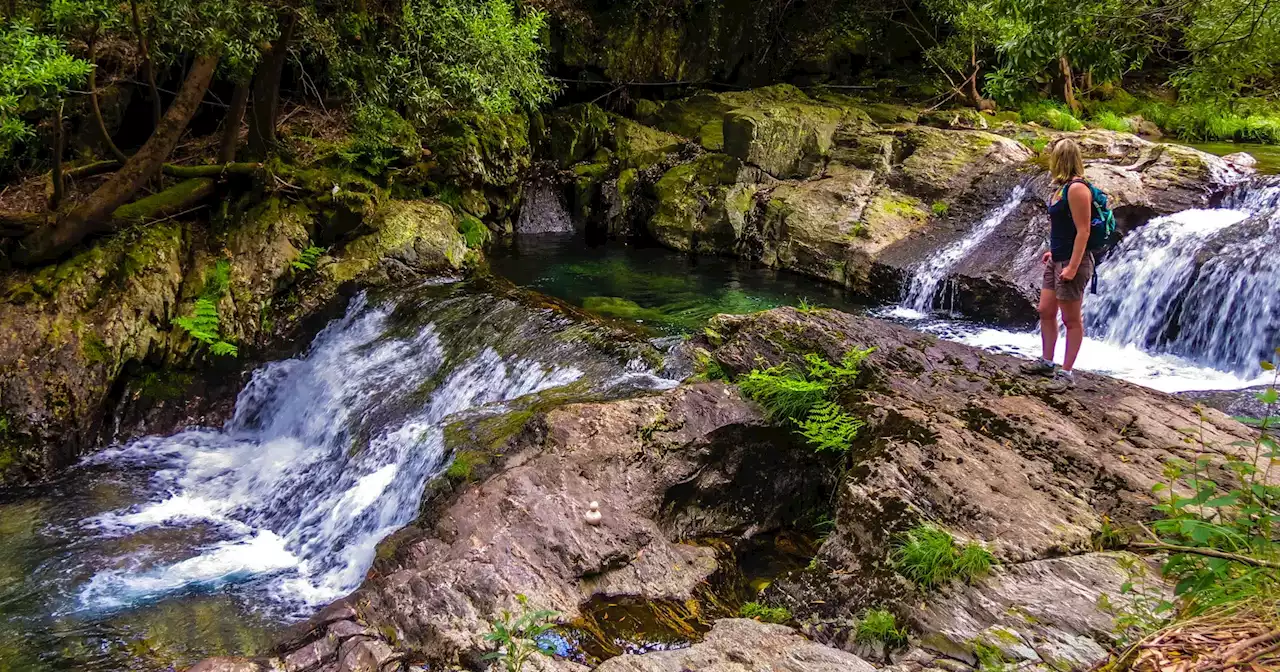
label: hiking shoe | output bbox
[1046,368,1075,392]
[1020,358,1057,377]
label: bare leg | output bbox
[1038,289,1059,363]
[1060,299,1085,371]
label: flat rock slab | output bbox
[595,619,877,672]
[914,552,1165,670]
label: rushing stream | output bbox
[3,174,1277,670]
[0,281,674,670]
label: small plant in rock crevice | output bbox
[739,601,791,624]
[856,608,909,647]
[889,523,996,589]
[172,259,238,357]
[482,594,560,672]
[291,245,326,271]
[737,348,874,454]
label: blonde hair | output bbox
[1049,138,1085,183]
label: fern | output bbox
[738,364,829,422]
[173,298,222,344]
[738,347,875,453]
[292,246,325,271]
[798,401,864,454]
[172,268,240,358]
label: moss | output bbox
[112,178,214,224]
[648,153,743,252]
[458,214,490,249]
[723,103,845,178]
[327,200,467,283]
[612,116,683,170]
[444,449,490,483]
[582,296,668,323]
[549,104,612,168]
[80,331,110,365]
[862,102,919,125]
[430,110,531,187]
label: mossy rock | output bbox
[862,102,920,125]
[899,127,1033,198]
[830,132,896,175]
[0,222,186,485]
[919,108,990,130]
[550,103,612,168]
[723,103,845,178]
[612,116,684,170]
[755,164,879,284]
[430,110,531,188]
[651,93,734,151]
[648,154,753,253]
[326,199,467,284]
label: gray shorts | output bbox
[1042,252,1094,302]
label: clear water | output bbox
[488,234,868,333]
[1182,141,1280,175]
[0,280,675,671]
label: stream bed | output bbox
[2,191,1274,669]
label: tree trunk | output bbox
[129,0,163,128]
[13,52,221,266]
[88,36,130,164]
[219,79,252,163]
[1060,55,1079,113]
[1082,71,1093,96]
[246,14,296,160]
[50,101,66,210]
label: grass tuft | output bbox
[1090,110,1134,133]
[1020,101,1083,131]
[890,523,996,589]
[856,608,908,647]
[739,601,791,624]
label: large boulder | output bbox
[0,222,186,484]
[754,166,932,292]
[897,127,1034,198]
[722,102,846,178]
[324,199,468,285]
[647,153,758,253]
[305,382,837,666]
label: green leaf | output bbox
[1202,493,1240,508]
[1256,388,1279,405]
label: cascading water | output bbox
[902,184,1028,313]
[0,279,678,672]
[73,286,674,616]
[1088,176,1280,375]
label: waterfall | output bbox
[902,184,1028,313]
[75,285,673,616]
[1088,176,1280,375]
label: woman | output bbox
[1027,138,1094,385]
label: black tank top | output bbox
[1047,179,1089,262]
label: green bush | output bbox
[1090,110,1134,133]
[856,609,908,647]
[1019,101,1083,131]
[890,524,995,589]
[739,601,791,624]
[930,201,949,216]
[737,349,874,454]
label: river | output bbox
[1,176,1276,669]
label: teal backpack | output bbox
[1062,177,1118,252]
[1061,178,1118,293]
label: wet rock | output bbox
[283,635,339,672]
[516,184,575,234]
[186,659,264,672]
[318,383,835,665]
[0,222,186,484]
[549,104,612,168]
[593,618,876,672]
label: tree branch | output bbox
[129,0,163,128]
[87,35,130,164]
[1128,541,1280,569]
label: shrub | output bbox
[856,609,908,647]
[739,601,791,624]
[482,594,560,672]
[890,524,995,589]
[931,201,949,216]
[339,105,420,176]
[1019,101,1083,131]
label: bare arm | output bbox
[1063,182,1092,279]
